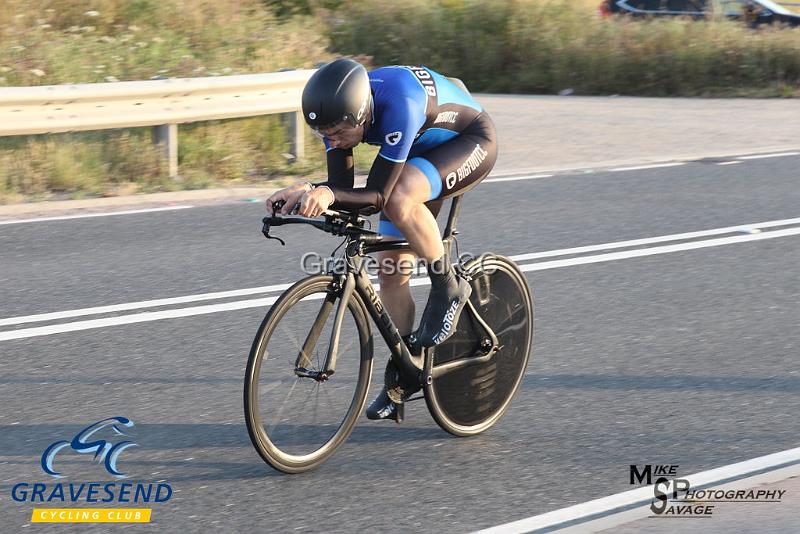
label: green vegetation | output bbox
[329,0,800,96]
[1,0,799,203]
[0,0,333,203]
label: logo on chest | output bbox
[385,131,403,146]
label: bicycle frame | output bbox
[297,195,501,387]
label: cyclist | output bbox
[265,58,498,420]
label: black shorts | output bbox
[379,112,498,238]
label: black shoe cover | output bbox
[416,275,472,347]
[366,387,400,421]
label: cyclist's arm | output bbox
[324,147,355,188]
[321,96,425,214]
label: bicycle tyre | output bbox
[244,275,373,473]
[424,255,533,436]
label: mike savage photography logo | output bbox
[629,464,786,518]
[11,416,173,524]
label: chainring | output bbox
[384,359,420,403]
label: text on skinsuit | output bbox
[410,67,437,97]
[446,144,489,189]
[434,111,459,124]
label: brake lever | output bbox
[261,199,292,246]
[261,221,285,246]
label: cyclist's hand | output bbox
[265,183,311,216]
[299,186,334,218]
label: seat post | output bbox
[442,196,463,264]
[442,195,462,240]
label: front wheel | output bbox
[244,275,373,473]
[424,255,533,436]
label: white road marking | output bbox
[0,296,280,341]
[0,205,194,225]
[509,216,800,262]
[484,174,554,183]
[4,217,800,328]
[609,162,686,172]
[716,160,742,166]
[0,283,294,327]
[518,226,800,273]
[474,446,800,534]
[2,221,800,341]
[737,151,800,160]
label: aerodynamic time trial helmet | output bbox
[302,58,371,132]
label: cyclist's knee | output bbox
[383,167,431,222]
[383,191,413,223]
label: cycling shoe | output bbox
[366,386,402,422]
[415,274,472,347]
[366,341,421,422]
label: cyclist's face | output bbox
[316,120,363,150]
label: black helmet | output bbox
[302,58,371,131]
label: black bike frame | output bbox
[302,195,501,385]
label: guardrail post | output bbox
[153,124,179,178]
[287,111,305,162]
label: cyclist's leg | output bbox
[368,201,443,421]
[383,112,498,250]
[368,247,418,421]
[422,112,498,201]
[377,199,444,335]
[376,249,417,336]
[401,112,498,346]
[380,168,444,261]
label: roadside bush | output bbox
[0,0,331,203]
[328,0,800,96]
[2,0,799,203]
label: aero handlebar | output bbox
[262,201,383,246]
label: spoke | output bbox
[278,316,304,355]
[314,346,322,372]
[268,378,300,434]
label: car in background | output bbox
[599,0,800,26]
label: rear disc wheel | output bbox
[424,255,533,436]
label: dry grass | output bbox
[328,0,800,96]
[2,0,799,203]
[0,0,332,204]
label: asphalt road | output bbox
[1,154,799,532]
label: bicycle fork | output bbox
[293,273,356,381]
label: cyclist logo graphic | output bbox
[41,417,137,479]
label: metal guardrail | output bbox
[0,70,316,177]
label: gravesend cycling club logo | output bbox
[42,417,137,478]
[10,416,173,524]
[629,464,786,518]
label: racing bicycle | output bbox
[244,195,533,473]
